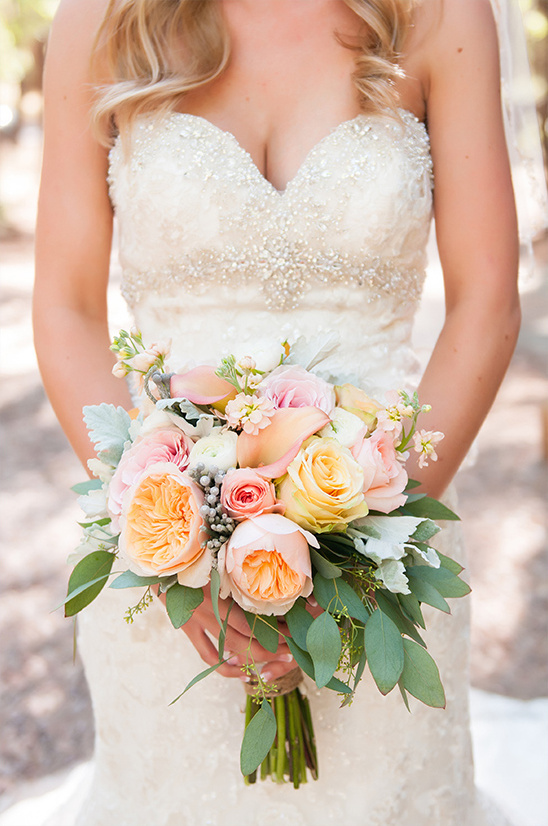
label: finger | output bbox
[260,659,297,683]
[182,623,248,680]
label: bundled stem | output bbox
[243,687,318,787]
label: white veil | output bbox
[490,0,548,276]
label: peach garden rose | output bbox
[108,427,193,530]
[218,513,316,615]
[119,462,212,588]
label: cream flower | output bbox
[276,437,368,532]
[413,429,444,468]
[225,393,276,435]
[188,429,238,472]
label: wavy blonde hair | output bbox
[91,0,413,144]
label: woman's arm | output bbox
[34,0,291,681]
[34,0,131,470]
[410,0,521,496]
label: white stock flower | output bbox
[78,487,108,519]
[87,458,115,483]
[188,428,238,471]
[232,342,285,374]
[413,430,444,468]
[319,408,366,449]
[68,524,117,565]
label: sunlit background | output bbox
[0,2,547,825]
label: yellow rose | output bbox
[276,437,368,533]
[334,384,381,433]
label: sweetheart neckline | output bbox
[133,108,429,195]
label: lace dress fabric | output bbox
[73,110,509,826]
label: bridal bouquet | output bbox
[63,330,469,787]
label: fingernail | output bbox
[240,675,250,683]
[280,654,293,662]
[308,597,318,607]
[261,670,273,682]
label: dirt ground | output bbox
[1,125,547,801]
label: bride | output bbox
[33,0,520,823]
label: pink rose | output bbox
[220,468,284,520]
[108,428,193,529]
[218,514,317,615]
[259,365,336,415]
[352,430,408,514]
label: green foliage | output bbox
[309,547,342,578]
[400,639,446,708]
[110,571,164,589]
[285,599,314,649]
[306,611,342,688]
[71,479,102,495]
[407,569,451,613]
[165,583,204,629]
[83,404,132,465]
[240,700,277,777]
[363,608,404,695]
[63,550,114,616]
[402,497,459,521]
[244,613,279,654]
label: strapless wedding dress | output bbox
[72,110,510,826]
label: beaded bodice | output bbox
[108,109,433,394]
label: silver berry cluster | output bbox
[188,463,236,552]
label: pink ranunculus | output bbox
[352,429,408,514]
[108,428,193,530]
[218,514,317,615]
[220,468,284,520]
[259,365,336,415]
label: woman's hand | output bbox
[158,585,297,682]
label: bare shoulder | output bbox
[46,0,111,86]
[411,0,499,71]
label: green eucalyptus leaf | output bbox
[400,639,446,708]
[403,497,459,521]
[353,647,367,690]
[334,579,370,623]
[405,479,422,490]
[313,574,338,611]
[240,700,277,777]
[310,547,342,578]
[244,612,279,653]
[285,599,314,650]
[397,592,426,628]
[306,611,342,689]
[110,571,164,589]
[165,583,204,629]
[407,569,451,612]
[210,567,222,628]
[169,659,228,704]
[437,552,464,575]
[398,679,411,712]
[363,608,404,695]
[64,551,115,616]
[410,566,471,599]
[374,589,426,647]
[287,638,315,679]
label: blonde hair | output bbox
[91,0,412,144]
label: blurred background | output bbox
[0,1,547,825]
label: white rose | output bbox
[232,342,285,374]
[319,408,366,449]
[188,429,238,471]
